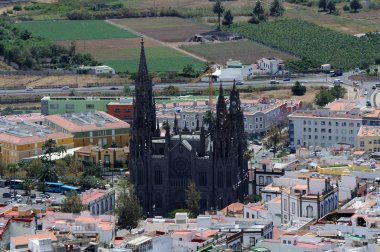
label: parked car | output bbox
[2,192,11,198]
[25,87,33,91]
[283,77,291,81]
[253,140,263,145]
[61,86,69,90]
[364,90,368,95]
[110,87,119,90]
[373,85,376,90]
[236,81,244,85]
[269,148,275,152]
[39,193,50,199]
[35,197,45,204]
[30,193,36,199]
[367,100,371,107]
[270,80,280,84]
[261,153,267,158]
[376,83,380,88]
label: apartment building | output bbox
[289,100,364,149]
[106,99,134,122]
[44,111,129,147]
[0,118,74,165]
[356,126,380,152]
[74,145,128,167]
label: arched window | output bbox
[306,205,313,218]
[105,199,108,211]
[96,204,99,215]
[92,206,95,215]
[321,205,324,216]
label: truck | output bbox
[330,69,343,77]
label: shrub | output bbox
[343,5,350,10]
[13,5,22,11]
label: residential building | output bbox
[106,98,134,122]
[356,126,380,152]
[41,96,130,115]
[44,111,129,147]
[257,57,284,75]
[281,177,338,223]
[362,109,380,126]
[288,100,363,149]
[80,188,116,215]
[74,145,128,167]
[0,118,74,165]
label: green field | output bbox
[102,56,205,73]
[15,20,137,40]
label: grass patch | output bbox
[15,20,137,40]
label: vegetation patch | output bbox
[15,20,137,40]
[229,19,380,70]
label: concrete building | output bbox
[41,96,130,115]
[44,111,129,147]
[356,126,380,152]
[281,177,338,224]
[106,98,134,122]
[0,118,74,165]
[362,109,380,126]
[257,57,284,75]
[81,189,116,215]
[10,233,57,250]
[289,100,363,149]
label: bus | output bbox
[45,182,65,193]
[9,180,24,189]
[60,185,81,195]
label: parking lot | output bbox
[0,186,64,205]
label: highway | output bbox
[0,72,378,96]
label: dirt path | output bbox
[106,19,208,63]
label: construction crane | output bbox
[189,66,216,107]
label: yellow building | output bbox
[356,126,380,152]
[44,111,130,148]
[74,145,129,167]
[0,119,73,165]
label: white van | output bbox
[333,79,341,84]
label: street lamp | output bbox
[152,204,156,217]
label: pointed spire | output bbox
[219,81,223,96]
[233,79,236,90]
[155,120,160,137]
[173,113,179,135]
[136,36,151,85]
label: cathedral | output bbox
[128,38,248,216]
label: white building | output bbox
[257,57,284,75]
[81,189,115,215]
[288,100,364,149]
[281,177,338,224]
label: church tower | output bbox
[129,38,158,213]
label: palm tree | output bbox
[57,145,67,158]
[266,127,281,157]
[23,179,35,204]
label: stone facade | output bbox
[129,39,248,216]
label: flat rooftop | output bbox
[45,111,129,132]
[0,119,72,144]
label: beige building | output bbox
[74,145,128,167]
[356,126,380,152]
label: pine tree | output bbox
[253,0,266,20]
[318,0,327,11]
[350,0,362,12]
[213,0,225,31]
[115,179,142,231]
[327,1,336,13]
[270,0,284,17]
[222,10,234,27]
[185,181,201,217]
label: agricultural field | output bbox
[15,20,204,73]
[229,19,380,70]
[181,40,298,65]
[15,20,137,40]
[110,17,211,42]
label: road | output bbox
[1,72,379,96]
